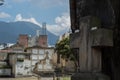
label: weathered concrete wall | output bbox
[15,60,32,77]
[0,69,11,76]
[28,48,55,72]
[70,32,80,48]
[91,28,113,47]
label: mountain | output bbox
[0,21,58,45]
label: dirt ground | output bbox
[0,76,39,80]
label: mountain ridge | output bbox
[0,21,58,45]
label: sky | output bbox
[0,0,70,36]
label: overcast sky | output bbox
[0,0,70,36]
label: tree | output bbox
[55,37,78,71]
[55,37,71,59]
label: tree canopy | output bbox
[55,37,76,61]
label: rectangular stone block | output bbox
[91,28,113,47]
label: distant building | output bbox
[10,43,24,53]
[0,43,14,50]
[25,46,55,73]
[8,52,32,77]
[37,35,48,47]
[18,31,48,48]
[0,52,32,77]
[28,35,35,47]
[28,23,48,48]
[28,34,48,48]
[0,43,7,50]
[0,22,56,76]
[0,43,32,77]
[0,43,24,53]
[18,34,28,48]
[0,52,11,77]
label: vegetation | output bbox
[55,37,71,59]
[55,37,78,70]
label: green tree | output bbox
[55,37,78,70]
[55,37,71,59]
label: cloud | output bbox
[0,12,11,18]
[47,13,70,35]
[14,13,70,36]
[15,14,41,27]
[55,13,70,28]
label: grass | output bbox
[55,76,71,80]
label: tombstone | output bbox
[69,0,114,80]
